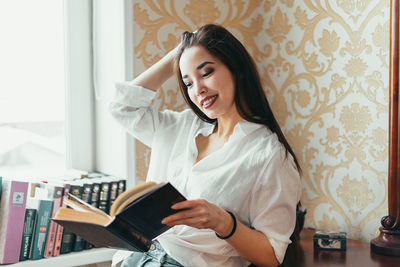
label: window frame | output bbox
[64,0,95,171]
[64,0,137,187]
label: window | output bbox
[0,0,66,178]
[0,0,135,184]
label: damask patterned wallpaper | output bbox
[132,0,389,241]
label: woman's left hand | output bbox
[161,199,234,237]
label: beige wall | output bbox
[132,0,389,241]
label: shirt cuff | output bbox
[113,82,157,107]
[268,236,289,265]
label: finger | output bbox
[163,207,205,224]
[171,199,207,210]
[165,216,210,229]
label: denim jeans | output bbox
[121,241,184,267]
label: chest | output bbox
[195,133,226,164]
[178,134,260,206]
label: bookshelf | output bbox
[8,248,117,267]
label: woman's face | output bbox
[179,46,237,120]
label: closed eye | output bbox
[202,69,214,77]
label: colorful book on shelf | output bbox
[55,176,77,255]
[57,171,83,255]
[19,208,37,261]
[52,182,186,252]
[53,183,70,256]
[29,186,54,260]
[19,182,41,261]
[43,185,64,257]
[0,180,29,264]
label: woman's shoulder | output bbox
[241,121,281,152]
[243,123,291,166]
[157,108,210,133]
[161,108,198,122]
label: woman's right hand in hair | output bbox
[130,42,181,91]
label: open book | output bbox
[52,182,186,252]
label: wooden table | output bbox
[297,229,400,266]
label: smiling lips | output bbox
[201,95,218,109]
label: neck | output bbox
[215,110,243,141]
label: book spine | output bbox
[81,183,93,203]
[109,181,119,208]
[0,180,11,263]
[43,186,64,257]
[0,180,29,264]
[99,182,111,214]
[69,185,86,251]
[82,182,94,249]
[59,228,76,254]
[58,182,77,255]
[30,200,53,260]
[90,183,101,208]
[117,179,126,196]
[53,184,70,256]
[0,176,2,199]
[19,209,37,261]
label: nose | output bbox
[193,81,207,96]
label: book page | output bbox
[65,195,110,219]
[54,207,111,226]
[110,182,160,216]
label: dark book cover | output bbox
[69,184,86,251]
[53,184,70,256]
[60,228,76,254]
[19,209,37,261]
[43,185,64,257]
[98,181,111,214]
[69,184,84,200]
[82,182,93,204]
[90,182,101,208]
[82,182,95,249]
[52,182,186,252]
[109,180,119,208]
[30,199,53,260]
[117,179,126,196]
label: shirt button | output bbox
[150,244,156,251]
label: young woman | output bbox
[109,24,302,267]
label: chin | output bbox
[204,112,218,120]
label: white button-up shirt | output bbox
[109,82,302,267]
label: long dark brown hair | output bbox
[174,24,301,173]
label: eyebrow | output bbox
[182,61,215,79]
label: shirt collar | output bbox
[234,120,265,137]
[198,119,265,138]
[198,121,217,137]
